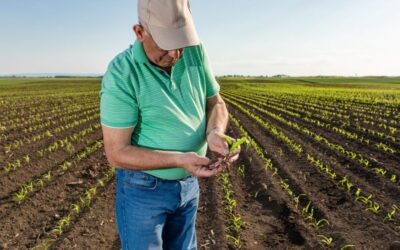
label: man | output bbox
[100,0,239,249]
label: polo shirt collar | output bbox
[133,40,151,65]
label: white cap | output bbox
[138,0,200,50]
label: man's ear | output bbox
[133,24,145,42]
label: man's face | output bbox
[139,27,184,69]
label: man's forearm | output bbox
[109,145,182,170]
[206,99,229,135]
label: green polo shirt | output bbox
[100,40,220,180]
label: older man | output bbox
[100,0,238,249]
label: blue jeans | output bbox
[115,169,199,250]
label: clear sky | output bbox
[1,0,399,76]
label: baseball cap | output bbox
[138,0,200,50]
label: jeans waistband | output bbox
[117,168,194,182]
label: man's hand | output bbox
[206,129,240,168]
[206,129,229,157]
[177,152,224,177]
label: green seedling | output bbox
[43,170,52,181]
[340,244,355,250]
[14,189,27,202]
[226,234,241,249]
[71,204,81,214]
[294,194,306,209]
[318,235,333,246]
[355,188,362,201]
[302,201,312,216]
[35,179,45,187]
[359,194,372,206]
[366,202,381,214]
[237,164,245,177]
[98,179,105,187]
[24,155,30,163]
[224,136,249,153]
[232,214,244,231]
[383,205,397,222]
[313,219,329,230]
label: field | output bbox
[0,77,400,249]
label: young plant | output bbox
[224,136,249,154]
[312,219,330,230]
[226,234,241,249]
[318,235,333,246]
[383,205,397,222]
[294,193,306,209]
[340,244,355,250]
[366,202,381,214]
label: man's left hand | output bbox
[206,129,240,168]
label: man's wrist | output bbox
[206,127,224,137]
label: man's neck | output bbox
[151,62,172,75]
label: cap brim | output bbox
[148,17,200,50]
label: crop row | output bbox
[226,97,400,232]
[1,122,101,175]
[0,105,98,144]
[31,167,115,250]
[224,91,398,156]
[13,140,104,202]
[227,114,341,247]
[2,111,100,154]
[0,100,98,134]
[223,94,400,187]
[218,171,244,249]
[232,86,399,133]
[0,94,98,126]
[225,89,400,140]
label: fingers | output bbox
[211,144,229,157]
[228,153,239,164]
[196,155,211,166]
[192,165,222,177]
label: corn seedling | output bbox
[226,234,241,249]
[366,202,381,214]
[302,201,311,216]
[294,193,306,209]
[89,187,97,196]
[354,188,362,202]
[97,179,105,187]
[359,194,373,206]
[237,164,245,177]
[232,214,244,231]
[383,205,397,222]
[35,179,45,187]
[14,189,28,202]
[59,161,72,171]
[71,204,81,214]
[318,235,333,246]
[31,239,55,250]
[345,181,353,192]
[340,244,355,250]
[372,167,386,176]
[312,219,329,230]
[224,136,249,154]
[80,195,91,208]
[24,155,30,163]
[43,170,52,181]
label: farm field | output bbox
[0,77,400,249]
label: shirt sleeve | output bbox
[99,59,139,128]
[200,43,220,98]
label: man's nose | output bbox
[167,49,181,59]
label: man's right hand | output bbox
[178,152,223,177]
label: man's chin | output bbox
[161,61,176,67]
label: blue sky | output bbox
[1,0,399,76]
